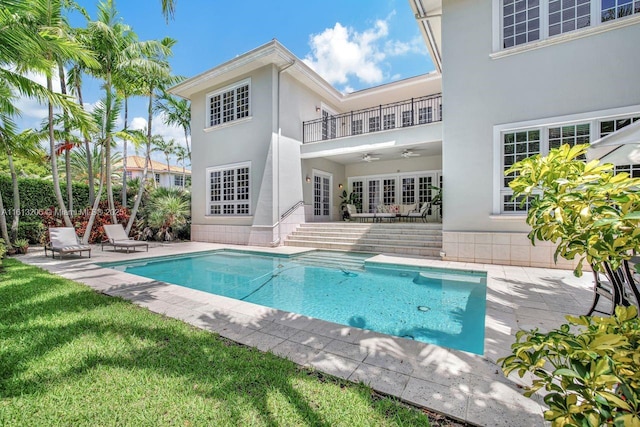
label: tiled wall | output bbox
[442,231,584,270]
[191,205,306,247]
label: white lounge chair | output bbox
[407,202,431,222]
[346,204,375,222]
[45,227,91,259]
[102,224,149,253]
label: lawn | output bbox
[0,258,431,426]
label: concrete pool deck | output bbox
[20,241,594,426]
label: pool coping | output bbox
[19,241,593,427]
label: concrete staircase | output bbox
[285,222,443,259]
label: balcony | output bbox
[302,94,442,144]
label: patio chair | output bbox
[346,204,375,222]
[407,202,430,222]
[102,224,149,253]
[45,227,91,259]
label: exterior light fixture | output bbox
[306,175,311,183]
[338,183,343,189]
[315,106,321,112]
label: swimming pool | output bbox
[101,250,487,354]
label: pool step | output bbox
[284,222,443,259]
[292,251,368,271]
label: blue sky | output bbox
[19,0,434,162]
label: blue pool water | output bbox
[101,250,487,354]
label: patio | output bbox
[20,241,593,426]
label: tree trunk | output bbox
[8,153,20,241]
[47,76,73,228]
[74,79,94,206]
[184,128,190,158]
[82,147,106,245]
[0,187,14,250]
[125,149,149,236]
[59,63,73,213]
[122,96,128,207]
[147,90,158,189]
[105,74,117,224]
[166,154,170,187]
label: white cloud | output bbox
[125,113,190,163]
[302,12,426,89]
[303,21,387,86]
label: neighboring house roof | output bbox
[116,156,191,175]
[409,0,442,73]
[168,39,440,108]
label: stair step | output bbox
[290,232,442,241]
[285,240,442,258]
[287,235,441,247]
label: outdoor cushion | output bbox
[45,227,91,259]
[102,224,149,253]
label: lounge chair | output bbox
[346,204,375,222]
[407,202,431,222]
[45,227,91,259]
[102,224,149,253]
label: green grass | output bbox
[0,258,430,426]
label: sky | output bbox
[17,0,435,164]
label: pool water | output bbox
[101,250,487,354]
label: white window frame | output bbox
[206,161,251,216]
[205,78,251,130]
[492,105,640,215]
[174,174,184,187]
[492,0,640,56]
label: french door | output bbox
[313,170,332,221]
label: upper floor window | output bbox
[369,116,381,132]
[503,0,541,48]
[501,0,640,50]
[207,79,250,128]
[602,0,640,21]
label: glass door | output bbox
[313,171,332,221]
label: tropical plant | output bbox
[500,306,640,427]
[68,144,121,185]
[123,35,177,235]
[27,0,97,228]
[153,136,176,174]
[1,129,42,242]
[155,89,190,157]
[174,145,188,188]
[505,144,640,294]
[12,237,28,254]
[145,188,190,241]
[339,190,361,217]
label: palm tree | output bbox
[160,0,176,21]
[123,37,177,234]
[1,129,42,242]
[0,0,89,118]
[153,137,176,178]
[69,144,122,185]
[27,0,97,228]
[174,145,188,189]
[155,89,190,157]
[86,0,171,224]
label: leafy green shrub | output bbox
[13,238,29,254]
[500,306,640,427]
[141,188,190,241]
[505,143,640,277]
[17,221,45,244]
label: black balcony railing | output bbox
[302,94,442,144]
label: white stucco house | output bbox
[170,0,639,268]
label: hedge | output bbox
[0,175,122,223]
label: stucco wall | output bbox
[301,158,346,221]
[442,0,640,233]
[189,65,275,227]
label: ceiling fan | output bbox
[361,153,380,162]
[401,149,421,158]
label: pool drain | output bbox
[417,306,430,312]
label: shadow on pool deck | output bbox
[18,242,594,427]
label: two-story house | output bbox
[171,1,639,268]
[411,0,640,268]
[170,40,443,247]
